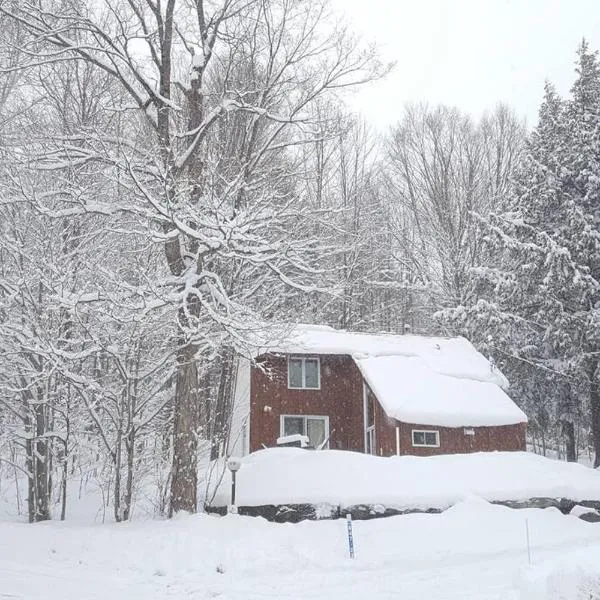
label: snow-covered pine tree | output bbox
[560,41,600,464]
[439,41,600,464]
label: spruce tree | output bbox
[440,41,600,464]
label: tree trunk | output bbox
[589,359,600,467]
[169,340,200,514]
[562,420,577,462]
[167,50,204,513]
[122,426,135,521]
[60,397,70,521]
[27,393,51,522]
[60,455,67,521]
[10,443,22,516]
[210,349,234,461]
[113,426,123,522]
[25,427,34,523]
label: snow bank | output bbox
[210,448,600,509]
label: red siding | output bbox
[249,353,527,456]
[396,421,527,456]
[250,354,365,453]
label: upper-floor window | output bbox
[288,356,320,389]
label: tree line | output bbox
[0,0,596,523]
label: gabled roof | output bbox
[256,324,527,428]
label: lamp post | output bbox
[227,457,242,514]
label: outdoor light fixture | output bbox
[227,457,242,514]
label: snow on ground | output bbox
[522,550,600,599]
[1,499,600,599]
[0,472,161,524]
[3,450,600,599]
[210,448,600,509]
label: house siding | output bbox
[397,421,527,456]
[248,352,527,456]
[249,354,365,453]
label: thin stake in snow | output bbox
[227,458,242,514]
[525,518,532,565]
[346,513,355,559]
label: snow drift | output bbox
[210,448,600,510]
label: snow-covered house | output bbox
[228,325,527,457]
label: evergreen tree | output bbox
[440,42,600,464]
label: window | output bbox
[412,430,440,448]
[364,388,376,454]
[281,415,329,448]
[287,356,320,389]
[366,427,376,455]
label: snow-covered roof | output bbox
[355,355,526,427]
[258,324,527,427]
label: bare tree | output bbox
[385,104,525,316]
[1,0,381,513]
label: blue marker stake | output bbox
[346,513,355,559]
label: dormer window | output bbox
[288,356,320,389]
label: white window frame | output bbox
[280,414,329,448]
[411,429,440,448]
[363,382,376,454]
[287,356,321,390]
[366,425,376,455]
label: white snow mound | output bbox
[520,550,600,599]
[210,448,600,509]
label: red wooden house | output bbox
[228,325,527,457]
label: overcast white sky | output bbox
[333,0,600,129]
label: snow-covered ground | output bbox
[3,450,600,599]
[1,499,600,599]
[210,448,600,509]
